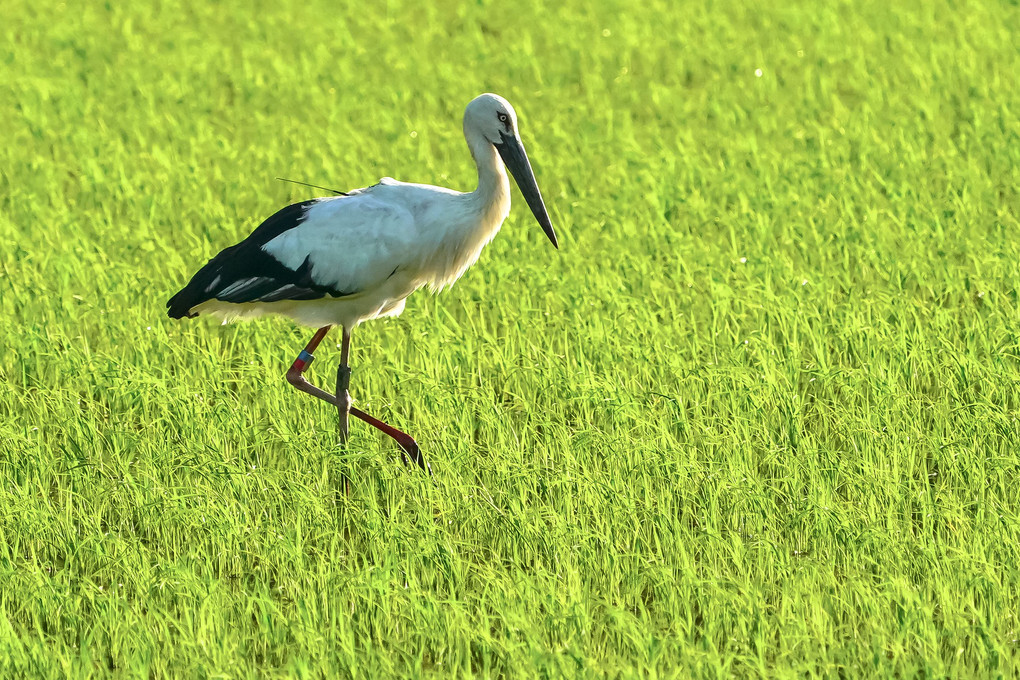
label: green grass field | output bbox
[3,0,1020,676]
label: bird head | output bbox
[464,93,558,249]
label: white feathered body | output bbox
[191,172,510,329]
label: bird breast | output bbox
[417,185,510,292]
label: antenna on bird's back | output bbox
[276,177,349,196]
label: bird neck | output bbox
[465,129,511,223]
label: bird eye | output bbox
[497,112,508,124]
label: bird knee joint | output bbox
[286,350,315,386]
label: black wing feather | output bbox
[166,199,352,319]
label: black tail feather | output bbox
[166,242,247,319]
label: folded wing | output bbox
[167,193,416,319]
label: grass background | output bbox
[2,0,1019,676]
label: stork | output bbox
[167,93,558,475]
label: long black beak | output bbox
[494,131,558,248]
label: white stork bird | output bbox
[167,93,558,475]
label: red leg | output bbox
[349,406,431,475]
[285,326,334,401]
[285,326,432,476]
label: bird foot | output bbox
[398,438,433,477]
